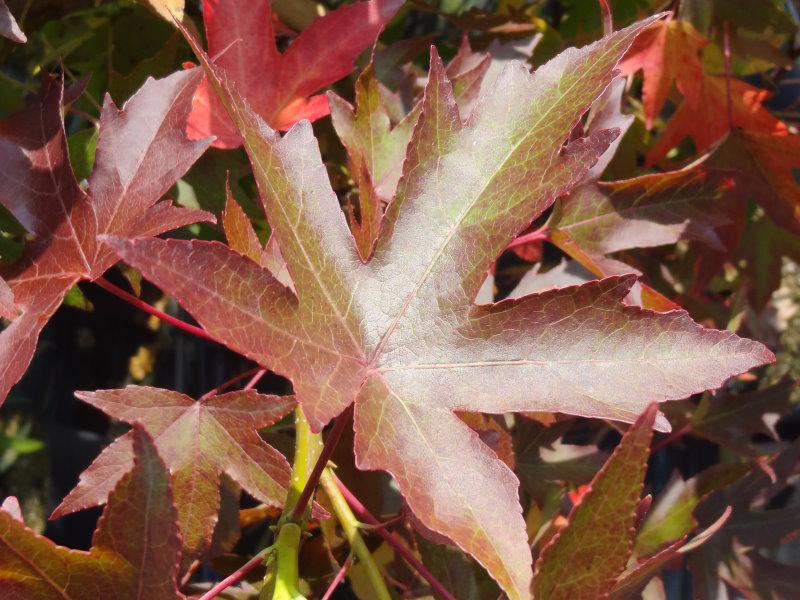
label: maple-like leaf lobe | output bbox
[0,69,213,408]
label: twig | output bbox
[94,277,216,343]
[289,407,352,521]
[197,548,269,600]
[321,554,354,600]
[333,474,456,600]
[243,368,267,390]
[723,21,734,132]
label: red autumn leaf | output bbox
[619,17,707,129]
[185,0,403,149]
[0,426,183,599]
[646,75,786,165]
[104,16,774,599]
[532,403,657,600]
[51,387,296,567]
[0,70,212,407]
[0,0,25,43]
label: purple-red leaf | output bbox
[0,70,212,407]
[105,15,775,599]
[0,426,183,599]
[52,386,295,566]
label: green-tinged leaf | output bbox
[532,403,657,600]
[0,426,183,599]
[52,387,296,567]
[66,127,98,183]
[635,465,749,556]
[608,507,732,600]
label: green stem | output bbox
[283,408,324,522]
[270,524,306,600]
[320,469,392,600]
[262,409,323,599]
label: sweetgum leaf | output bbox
[105,15,774,599]
[0,426,183,599]
[532,403,657,600]
[0,70,213,407]
[52,387,295,566]
[186,0,403,149]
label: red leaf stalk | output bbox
[197,551,266,600]
[94,277,216,343]
[321,554,354,600]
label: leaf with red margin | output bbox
[714,130,800,235]
[619,18,707,129]
[532,404,657,600]
[105,16,775,599]
[51,387,295,567]
[186,0,403,149]
[0,70,213,407]
[0,426,183,599]
[0,0,25,43]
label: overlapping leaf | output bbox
[186,0,403,149]
[553,167,735,254]
[0,70,212,407]
[51,387,295,566]
[532,404,657,599]
[619,17,707,128]
[103,16,775,599]
[0,426,183,599]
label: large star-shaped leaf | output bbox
[106,16,773,599]
[186,0,403,149]
[51,387,295,566]
[0,70,212,407]
[0,426,183,599]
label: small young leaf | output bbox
[52,387,295,566]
